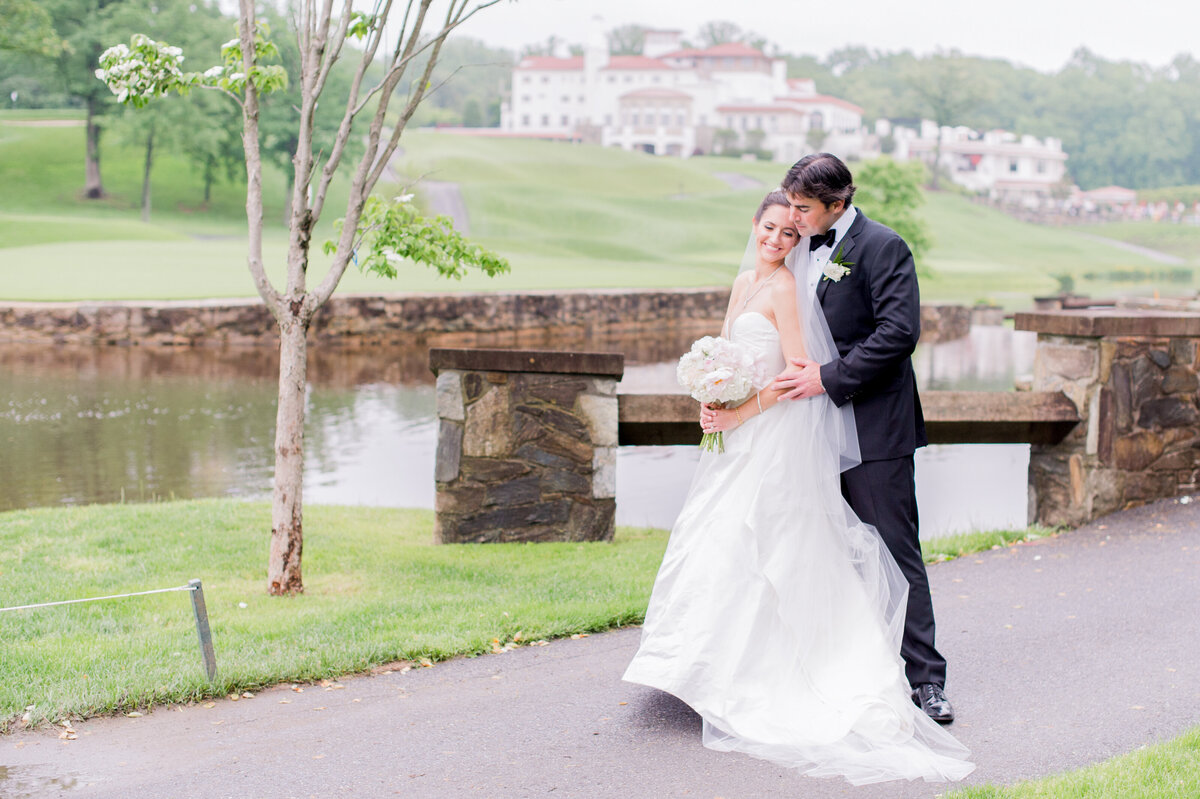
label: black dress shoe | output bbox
[912,683,955,724]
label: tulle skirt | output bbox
[623,396,975,785]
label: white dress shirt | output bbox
[805,204,858,299]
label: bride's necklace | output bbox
[741,265,785,309]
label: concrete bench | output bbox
[617,390,1081,447]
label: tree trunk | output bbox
[84,97,104,199]
[931,124,942,190]
[203,156,214,206]
[141,128,154,222]
[268,313,309,595]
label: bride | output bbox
[622,191,975,785]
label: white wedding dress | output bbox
[623,311,975,785]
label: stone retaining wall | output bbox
[429,348,624,544]
[0,290,978,346]
[1018,310,1200,526]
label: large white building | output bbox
[886,121,1069,204]
[500,30,868,163]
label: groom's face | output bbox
[786,194,844,237]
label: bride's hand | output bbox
[700,404,740,433]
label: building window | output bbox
[605,114,613,125]
[541,114,549,126]
[1037,160,1048,174]
[561,95,570,103]
[652,75,661,83]
[541,76,549,84]
[677,113,685,127]
[607,75,616,83]
[624,75,632,83]
[662,113,670,125]
[1010,159,1019,173]
[810,111,824,130]
[521,114,530,126]
[632,113,639,125]
[578,95,585,103]
[521,76,531,84]
[521,95,530,103]
[561,115,569,126]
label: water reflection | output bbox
[0,325,1036,537]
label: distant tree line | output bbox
[4,6,1199,195]
[784,46,1200,192]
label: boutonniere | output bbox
[821,245,854,282]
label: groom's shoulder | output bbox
[854,212,913,255]
[856,211,906,245]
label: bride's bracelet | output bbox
[734,406,743,424]
[756,391,763,415]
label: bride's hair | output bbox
[753,190,792,222]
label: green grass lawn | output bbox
[0,498,1048,730]
[0,500,669,730]
[1067,220,1200,261]
[947,725,1200,799]
[2,115,1190,303]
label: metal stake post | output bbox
[188,579,218,681]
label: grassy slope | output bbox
[0,500,668,728]
[0,113,1186,302]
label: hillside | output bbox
[0,114,1185,305]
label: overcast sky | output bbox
[449,0,1198,73]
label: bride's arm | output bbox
[703,275,807,432]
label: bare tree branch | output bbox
[237,0,280,315]
[310,0,398,223]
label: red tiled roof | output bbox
[517,56,584,71]
[779,95,864,114]
[716,104,802,114]
[603,55,673,70]
[661,42,768,59]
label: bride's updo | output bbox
[754,190,792,222]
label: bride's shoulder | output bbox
[733,270,755,288]
[769,267,797,292]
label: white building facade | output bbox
[886,121,1069,204]
[500,32,868,163]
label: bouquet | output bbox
[676,336,765,453]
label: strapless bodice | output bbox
[731,312,784,385]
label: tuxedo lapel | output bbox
[835,211,868,264]
[818,211,868,305]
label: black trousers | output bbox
[841,455,947,688]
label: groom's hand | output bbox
[772,357,825,400]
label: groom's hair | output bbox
[783,153,856,208]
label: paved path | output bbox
[4,498,1200,798]
[711,172,764,192]
[1072,231,1187,265]
[420,181,470,235]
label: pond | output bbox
[0,325,1036,538]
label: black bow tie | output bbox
[809,232,836,251]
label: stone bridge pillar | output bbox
[1017,310,1200,527]
[429,348,623,543]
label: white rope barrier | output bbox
[0,584,195,613]
[0,579,217,680]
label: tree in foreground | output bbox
[97,0,509,595]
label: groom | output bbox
[772,153,955,724]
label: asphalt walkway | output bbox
[4,497,1199,798]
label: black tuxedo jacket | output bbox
[816,210,927,461]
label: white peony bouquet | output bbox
[676,336,765,452]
